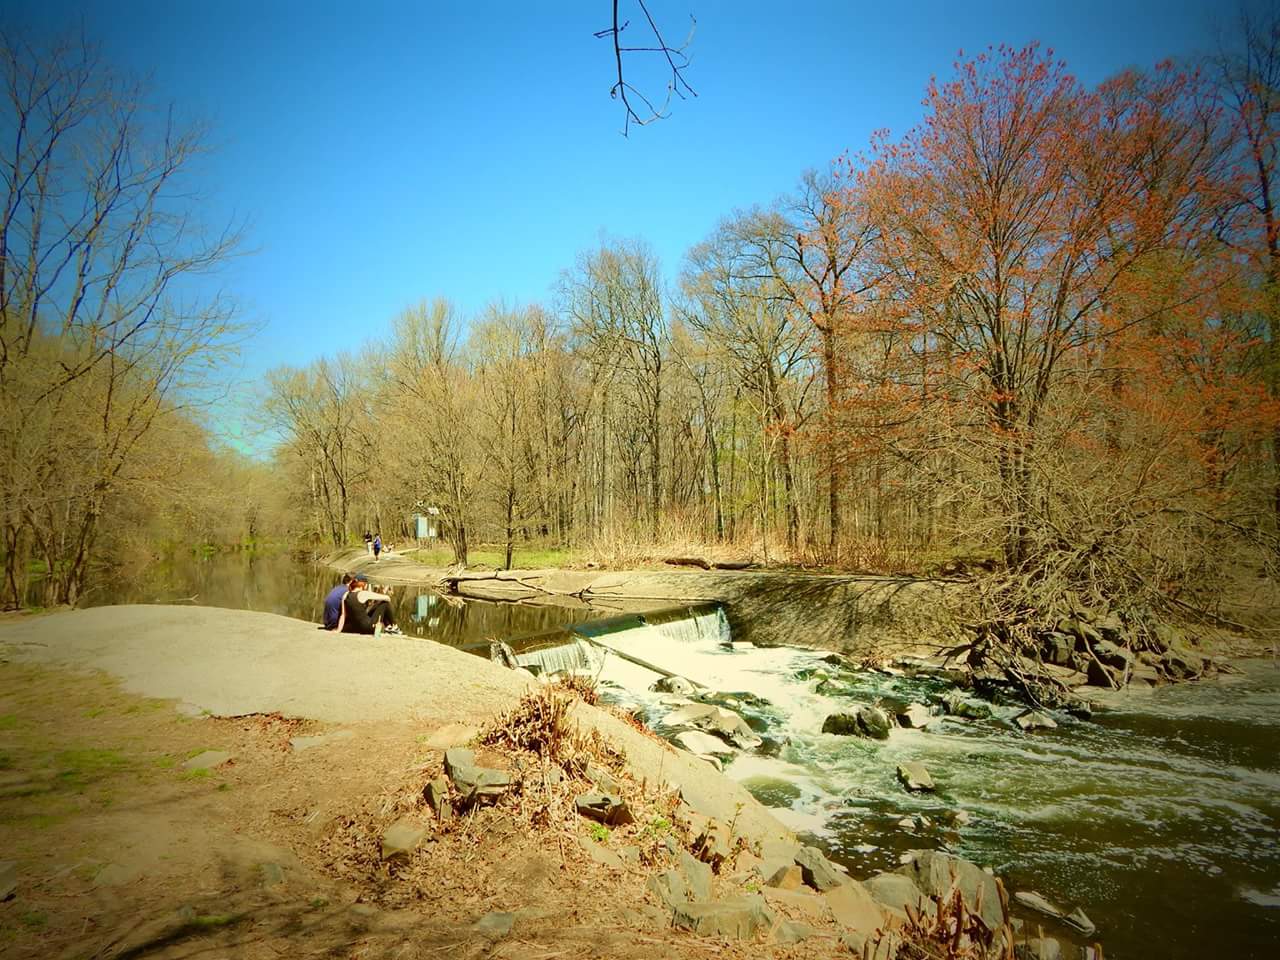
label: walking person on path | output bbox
[372,534,382,562]
[363,532,373,555]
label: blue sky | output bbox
[5,0,1233,447]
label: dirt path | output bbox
[1,606,879,960]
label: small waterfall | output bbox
[641,605,732,647]
[493,605,732,683]
[508,637,602,676]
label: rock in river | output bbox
[675,730,737,758]
[822,705,891,739]
[896,703,932,729]
[652,675,697,696]
[942,690,992,720]
[896,761,935,792]
[1014,710,1058,732]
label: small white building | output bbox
[413,506,441,540]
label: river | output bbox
[77,550,1280,959]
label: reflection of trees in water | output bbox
[78,553,600,650]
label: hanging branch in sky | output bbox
[595,0,697,135]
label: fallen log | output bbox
[663,556,712,569]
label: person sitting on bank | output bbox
[337,574,400,636]
[322,572,354,630]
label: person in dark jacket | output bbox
[339,574,398,636]
[322,573,353,630]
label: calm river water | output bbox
[81,550,1280,959]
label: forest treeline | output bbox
[0,32,279,608]
[269,38,1280,630]
[7,24,1280,630]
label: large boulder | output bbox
[896,761,935,792]
[1161,645,1204,680]
[1014,710,1058,732]
[794,845,847,892]
[942,691,992,720]
[1091,639,1132,671]
[679,851,712,900]
[822,712,861,736]
[670,896,775,939]
[897,851,1003,932]
[856,706,892,739]
[1057,617,1102,647]
[652,676,697,696]
[822,706,891,739]
[1094,613,1126,644]
[1040,633,1075,667]
[865,872,933,919]
[675,730,737,758]
[825,879,886,933]
[1085,658,1122,689]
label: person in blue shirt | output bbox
[372,534,382,562]
[322,573,353,630]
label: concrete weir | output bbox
[443,568,960,656]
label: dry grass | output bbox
[552,672,600,706]
[889,887,1010,960]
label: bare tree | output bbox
[0,29,241,606]
[594,0,697,135]
[1214,7,1280,527]
[562,238,668,540]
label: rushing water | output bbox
[583,609,1280,960]
[76,551,1280,959]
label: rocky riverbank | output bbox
[0,604,1118,958]
[323,546,1265,701]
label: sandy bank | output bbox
[0,603,791,847]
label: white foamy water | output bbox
[560,608,1280,960]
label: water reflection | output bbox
[78,549,603,648]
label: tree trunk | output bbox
[822,327,841,551]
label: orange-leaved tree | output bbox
[856,44,1241,582]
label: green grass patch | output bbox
[54,747,130,788]
[0,714,19,730]
[588,822,610,843]
[181,768,211,781]
[19,912,47,929]
[187,912,243,930]
[407,545,582,570]
[123,700,165,715]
